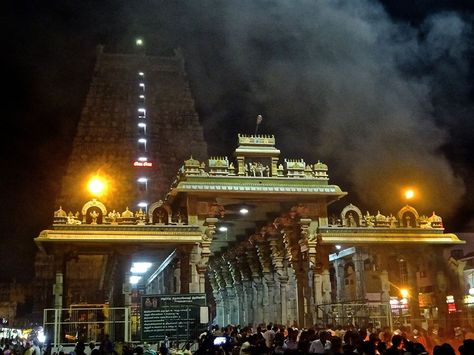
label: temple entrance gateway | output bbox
[35,133,463,341]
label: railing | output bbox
[43,306,130,353]
[315,301,393,330]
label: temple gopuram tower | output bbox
[33,44,208,322]
[56,45,207,210]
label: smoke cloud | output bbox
[166,0,472,218]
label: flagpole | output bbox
[255,114,263,135]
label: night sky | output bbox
[2,0,474,281]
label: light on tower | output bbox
[136,38,144,47]
[87,176,106,196]
[405,189,414,200]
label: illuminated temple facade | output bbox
[36,133,465,331]
[32,46,467,335]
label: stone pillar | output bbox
[279,275,289,326]
[235,283,244,325]
[243,280,253,325]
[197,218,217,293]
[177,246,192,293]
[189,244,201,293]
[287,268,298,326]
[214,290,225,326]
[380,270,390,302]
[255,278,264,324]
[406,256,421,323]
[53,273,63,309]
[173,261,181,294]
[267,224,287,325]
[352,250,365,300]
[263,272,275,323]
[335,258,345,301]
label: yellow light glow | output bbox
[87,177,106,196]
[404,189,414,200]
[400,288,409,298]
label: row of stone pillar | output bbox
[207,207,332,328]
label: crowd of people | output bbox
[2,324,474,355]
[193,323,474,355]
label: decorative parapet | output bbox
[208,156,231,176]
[285,159,305,178]
[52,199,189,226]
[329,203,445,230]
[183,156,202,176]
[175,134,333,181]
[238,134,276,146]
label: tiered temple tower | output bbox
[56,46,207,210]
[33,45,208,321]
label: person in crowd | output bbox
[385,335,405,355]
[309,330,331,355]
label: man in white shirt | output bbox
[263,324,276,351]
[309,330,331,354]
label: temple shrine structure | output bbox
[35,133,464,332]
[33,46,466,341]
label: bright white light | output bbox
[138,138,147,143]
[138,156,148,161]
[37,330,46,343]
[139,95,145,99]
[136,38,144,46]
[470,288,474,296]
[240,208,249,215]
[335,245,341,250]
[139,83,145,88]
[131,262,152,274]
[138,201,148,208]
[138,72,144,76]
[138,108,146,113]
[138,122,146,128]
[129,275,142,284]
[137,177,148,183]
[218,226,228,232]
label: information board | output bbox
[141,293,207,342]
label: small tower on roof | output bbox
[234,134,280,176]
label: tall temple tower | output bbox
[33,44,208,320]
[56,45,207,211]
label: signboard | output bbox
[134,161,153,167]
[141,293,207,342]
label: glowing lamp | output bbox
[138,72,144,76]
[240,208,249,215]
[87,177,106,196]
[137,177,148,183]
[131,262,152,274]
[404,189,414,200]
[138,201,148,208]
[136,38,144,46]
[400,288,409,298]
[129,275,141,285]
[219,226,228,232]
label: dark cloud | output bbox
[176,0,472,218]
